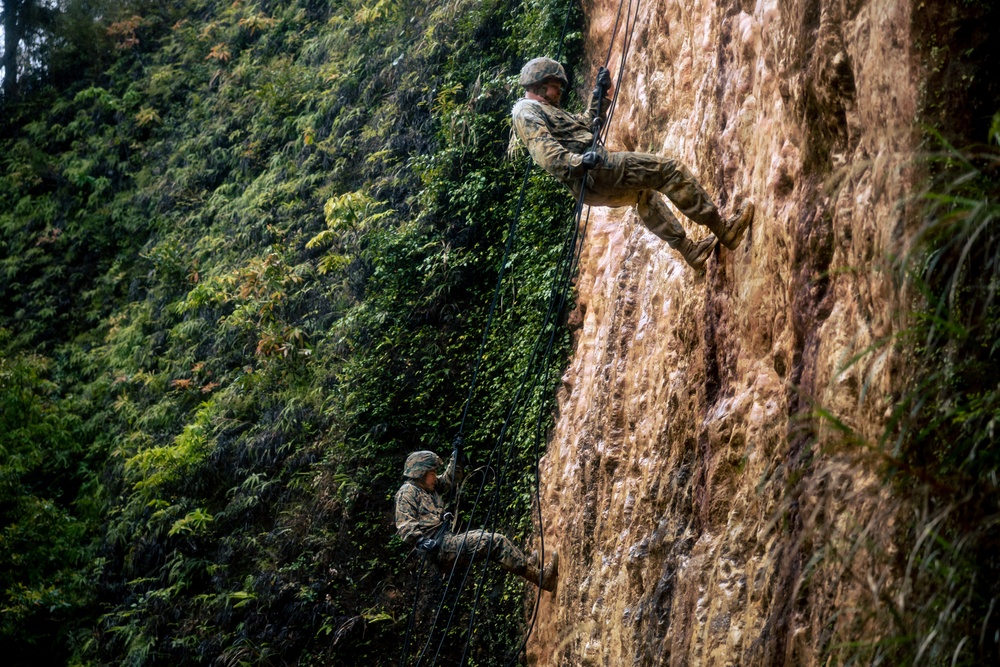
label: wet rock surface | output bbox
[528,1,916,664]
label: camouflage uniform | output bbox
[394,452,528,576]
[437,529,528,575]
[511,94,728,250]
[394,451,458,546]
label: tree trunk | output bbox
[2,0,25,98]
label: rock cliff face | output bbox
[528,1,917,664]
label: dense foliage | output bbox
[846,6,1000,661]
[874,116,1000,667]
[0,0,585,664]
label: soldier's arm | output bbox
[436,457,453,496]
[513,107,588,182]
[394,487,424,545]
[579,91,611,126]
[438,448,467,495]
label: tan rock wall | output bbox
[528,1,916,664]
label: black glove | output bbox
[580,151,602,170]
[596,67,612,91]
[416,536,440,555]
[452,435,468,468]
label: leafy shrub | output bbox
[1,0,584,664]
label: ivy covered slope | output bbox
[0,0,583,664]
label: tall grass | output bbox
[820,113,1000,666]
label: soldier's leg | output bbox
[440,529,489,564]
[439,530,524,570]
[635,190,687,248]
[635,189,686,245]
[637,191,717,269]
[621,152,754,249]
[440,529,534,579]
[482,533,558,590]
[482,532,529,574]
[617,152,724,228]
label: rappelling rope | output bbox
[402,16,561,661]
[398,558,425,667]
[444,0,581,550]
[434,73,606,666]
[401,0,640,662]
[408,8,578,656]
[420,184,593,667]
[595,0,637,142]
[451,2,641,662]
[454,0,579,445]
[428,10,637,667]
[490,5,642,663]
[601,0,641,145]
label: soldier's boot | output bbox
[671,235,718,270]
[709,201,755,250]
[523,550,559,592]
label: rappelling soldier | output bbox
[511,57,755,270]
[395,450,558,592]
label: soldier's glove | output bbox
[596,67,612,92]
[580,151,602,170]
[452,438,469,469]
[416,536,440,556]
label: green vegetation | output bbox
[873,116,1000,667]
[816,118,1000,667]
[0,349,96,664]
[823,4,1000,660]
[1,0,584,663]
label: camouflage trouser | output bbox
[568,151,724,248]
[435,529,528,575]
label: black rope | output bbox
[424,149,591,664]
[491,0,642,659]
[402,0,642,661]
[456,0,579,440]
[456,166,531,437]
[447,0,583,550]
[433,233,585,662]
[452,44,617,662]
[604,0,629,66]
[458,199,589,666]
[398,558,426,667]
[500,203,596,667]
[601,0,641,144]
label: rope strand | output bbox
[401,0,639,661]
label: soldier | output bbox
[394,450,558,592]
[511,57,755,270]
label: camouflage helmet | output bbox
[403,451,442,479]
[519,57,568,88]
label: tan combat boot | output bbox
[524,550,559,592]
[715,201,755,249]
[675,235,718,270]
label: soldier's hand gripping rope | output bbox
[416,536,441,556]
[579,151,602,170]
[591,66,612,135]
[452,434,468,469]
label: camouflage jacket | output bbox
[511,94,610,185]
[394,453,460,545]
